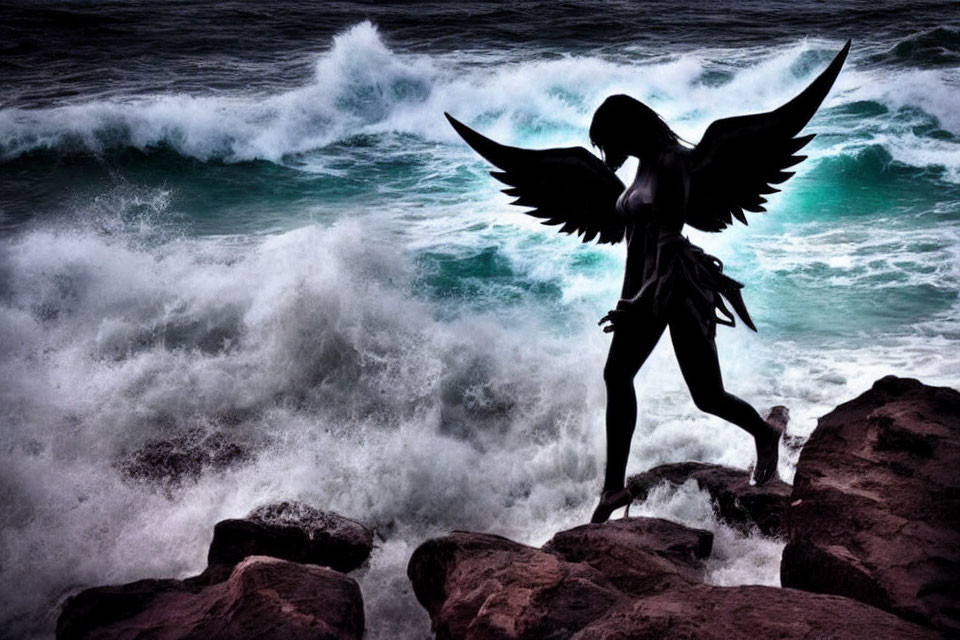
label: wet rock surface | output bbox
[57,556,363,640]
[56,503,370,640]
[628,461,792,536]
[408,531,624,640]
[407,519,936,640]
[116,428,252,488]
[60,378,960,639]
[627,406,793,537]
[572,583,938,640]
[408,380,958,639]
[207,501,374,575]
[542,517,713,593]
[781,376,960,634]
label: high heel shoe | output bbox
[589,487,633,524]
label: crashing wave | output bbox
[1,23,957,181]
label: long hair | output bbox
[589,94,680,155]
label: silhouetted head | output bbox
[589,94,680,170]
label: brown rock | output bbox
[57,556,364,640]
[56,577,191,640]
[56,502,371,639]
[781,376,960,633]
[116,428,251,489]
[573,584,939,640]
[542,517,712,594]
[407,531,624,640]
[628,461,792,536]
[206,501,373,576]
[409,519,937,640]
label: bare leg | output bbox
[601,316,668,493]
[669,308,781,484]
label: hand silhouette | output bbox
[598,298,639,333]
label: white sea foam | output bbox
[1,23,958,180]
[634,480,784,587]
[0,211,643,636]
[3,189,959,636]
[748,220,960,291]
[0,22,437,162]
[3,21,960,640]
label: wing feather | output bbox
[445,113,626,244]
[686,41,850,232]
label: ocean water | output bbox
[1,2,959,637]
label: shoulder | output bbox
[655,149,691,193]
[659,148,691,176]
[652,148,690,221]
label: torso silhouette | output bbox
[618,152,690,304]
[443,41,851,518]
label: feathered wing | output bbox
[686,40,850,232]
[445,113,626,244]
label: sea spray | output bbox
[2,25,958,184]
[2,8,959,638]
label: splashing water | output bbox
[1,7,959,638]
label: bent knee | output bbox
[691,392,726,415]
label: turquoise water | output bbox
[2,8,959,639]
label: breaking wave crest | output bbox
[1,22,958,182]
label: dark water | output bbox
[1,0,953,104]
[1,2,959,638]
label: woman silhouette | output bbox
[588,94,779,523]
[446,42,849,523]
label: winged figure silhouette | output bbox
[446,41,849,522]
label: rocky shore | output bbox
[58,376,959,638]
[56,501,372,640]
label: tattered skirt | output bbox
[635,229,755,338]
